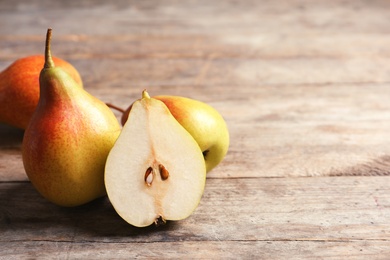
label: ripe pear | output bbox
[0,55,83,129]
[22,29,121,207]
[121,95,229,173]
[105,90,206,227]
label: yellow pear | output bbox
[121,95,229,172]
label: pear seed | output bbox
[145,167,153,186]
[159,164,169,180]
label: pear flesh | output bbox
[105,91,206,227]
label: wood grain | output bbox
[1,0,390,258]
[1,241,390,260]
[1,177,390,259]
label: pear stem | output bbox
[142,90,151,99]
[44,28,55,69]
[106,103,125,114]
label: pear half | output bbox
[105,90,206,227]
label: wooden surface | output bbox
[1,0,390,259]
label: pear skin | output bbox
[22,29,120,207]
[0,55,83,129]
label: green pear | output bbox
[121,95,229,173]
[22,28,121,207]
[106,91,206,227]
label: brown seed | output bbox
[144,167,153,186]
[159,164,170,180]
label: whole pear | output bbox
[0,55,83,129]
[22,29,121,207]
[121,95,229,173]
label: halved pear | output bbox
[105,90,206,227]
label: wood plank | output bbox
[2,32,390,87]
[1,0,390,36]
[2,33,390,61]
[1,177,389,242]
[1,176,389,258]
[1,240,390,260]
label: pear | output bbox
[105,90,206,227]
[22,28,121,207]
[121,95,229,173]
[0,54,83,129]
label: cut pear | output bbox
[105,91,206,227]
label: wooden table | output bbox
[1,0,390,259]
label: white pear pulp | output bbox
[105,96,206,227]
